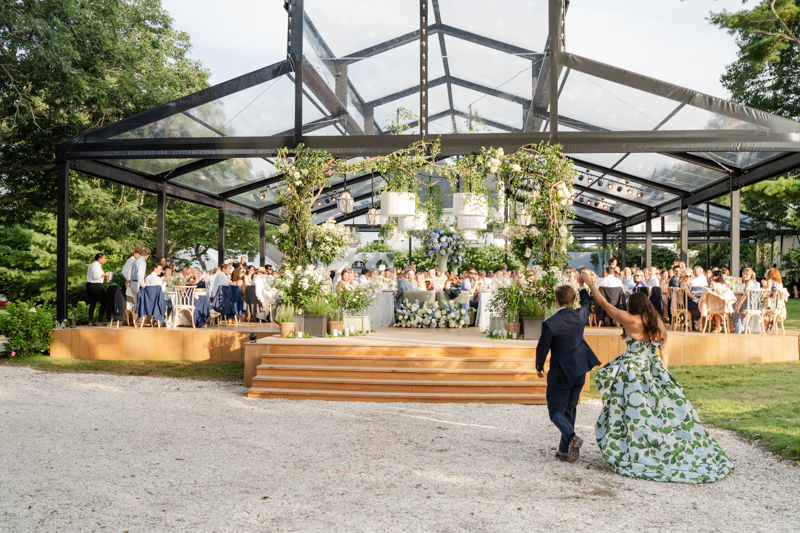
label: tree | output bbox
[0,0,209,221]
[623,244,679,270]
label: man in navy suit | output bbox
[535,280,601,463]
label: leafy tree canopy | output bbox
[0,0,209,220]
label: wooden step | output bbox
[259,353,540,370]
[251,376,547,394]
[247,387,547,404]
[255,364,544,382]
[264,344,536,358]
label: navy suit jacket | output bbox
[535,288,601,387]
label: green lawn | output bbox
[584,361,800,460]
[0,356,244,382]
[784,299,800,331]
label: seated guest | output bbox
[144,263,164,288]
[186,268,205,287]
[679,268,703,330]
[252,267,270,310]
[668,266,681,289]
[597,266,624,288]
[337,270,354,291]
[244,265,255,286]
[690,266,708,289]
[231,266,247,296]
[358,268,370,285]
[156,257,168,277]
[86,253,111,326]
[734,268,760,334]
[646,267,661,290]
[461,268,481,309]
[394,272,417,310]
[632,274,647,289]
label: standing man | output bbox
[253,267,270,312]
[86,253,111,326]
[535,282,601,463]
[121,248,140,288]
[128,247,150,321]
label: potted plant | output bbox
[301,297,329,338]
[341,285,377,334]
[520,296,545,340]
[327,304,344,335]
[489,283,524,337]
[275,304,296,338]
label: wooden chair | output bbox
[701,292,729,334]
[743,288,768,335]
[672,288,691,333]
[172,286,197,328]
[763,288,789,335]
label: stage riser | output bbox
[251,379,546,395]
[256,367,544,382]
[261,355,539,369]
[264,345,537,358]
[247,388,547,404]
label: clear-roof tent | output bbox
[52,0,800,320]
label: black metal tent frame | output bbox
[52,0,800,321]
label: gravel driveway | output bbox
[1,366,798,532]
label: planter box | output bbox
[300,314,327,338]
[344,315,371,334]
[522,316,545,340]
[328,320,344,335]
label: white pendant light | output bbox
[337,191,354,215]
[397,212,427,231]
[348,227,360,248]
[457,215,487,230]
[463,230,481,242]
[516,209,531,226]
[380,192,416,217]
[452,192,488,217]
[366,208,380,227]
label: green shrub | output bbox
[303,296,330,316]
[69,301,91,326]
[520,296,544,318]
[0,302,55,357]
[275,304,296,323]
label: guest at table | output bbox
[144,263,164,287]
[645,267,661,290]
[239,255,248,267]
[691,266,708,288]
[181,267,190,279]
[253,267,270,310]
[415,272,428,290]
[668,266,681,289]
[185,268,204,287]
[598,266,624,289]
[214,265,232,298]
[231,266,247,296]
[701,270,735,333]
[337,270,354,291]
[461,268,481,309]
[395,272,417,310]
[358,268,370,285]
[128,247,151,321]
[86,253,111,326]
[734,268,760,334]
[761,268,784,329]
[679,269,703,330]
[632,273,647,290]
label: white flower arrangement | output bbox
[422,228,467,266]
[394,299,469,329]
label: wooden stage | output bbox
[51,325,798,404]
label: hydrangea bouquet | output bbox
[273,264,331,309]
[422,228,466,267]
[394,299,469,328]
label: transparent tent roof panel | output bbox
[172,157,279,196]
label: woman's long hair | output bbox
[625,291,663,343]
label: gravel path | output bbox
[1,366,799,532]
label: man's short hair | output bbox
[133,248,141,255]
[468,268,478,274]
[151,262,161,271]
[605,266,615,275]
[140,247,151,256]
[555,285,577,307]
[361,268,369,275]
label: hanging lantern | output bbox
[516,209,531,226]
[380,192,416,217]
[337,191,354,215]
[463,231,482,243]
[452,193,488,217]
[457,215,487,231]
[397,212,427,231]
[366,208,380,227]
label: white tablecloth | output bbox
[475,291,493,330]
[366,291,395,327]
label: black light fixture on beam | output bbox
[597,179,603,187]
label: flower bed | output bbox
[394,299,469,328]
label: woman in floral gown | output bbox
[582,273,734,483]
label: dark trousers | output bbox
[86,282,106,323]
[687,299,701,327]
[546,374,586,453]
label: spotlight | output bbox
[594,201,599,207]
[259,192,265,200]
[608,183,614,189]
[610,206,615,212]
[317,201,322,207]
[636,191,643,198]
[617,185,623,192]
[587,177,593,184]
[586,199,591,205]
[627,188,633,195]
[578,175,584,181]
[325,198,331,204]
[579,196,585,203]
[602,204,608,210]
[597,179,603,187]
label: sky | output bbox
[161,0,747,99]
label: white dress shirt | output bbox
[647,276,661,289]
[358,274,368,285]
[133,257,148,286]
[87,261,105,284]
[121,255,136,281]
[144,272,164,289]
[206,273,218,297]
[597,275,624,288]
[252,274,268,304]
[690,275,708,288]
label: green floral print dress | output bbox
[595,337,734,483]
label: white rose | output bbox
[301,169,308,176]
[496,147,504,158]
[294,180,302,186]
[294,171,301,179]
[511,164,521,172]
